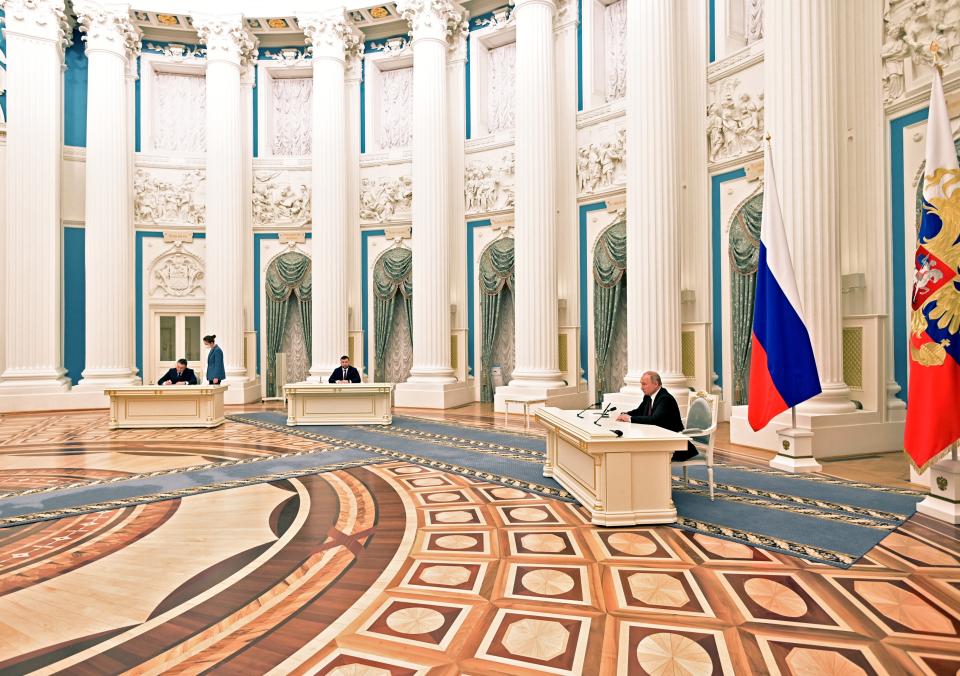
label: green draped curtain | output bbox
[729,191,763,405]
[593,220,626,400]
[374,247,413,382]
[479,237,515,402]
[265,251,312,397]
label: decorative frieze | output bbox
[473,5,512,30]
[360,175,413,222]
[465,152,515,213]
[143,41,205,61]
[577,129,626,194]
[882,0,960,104]
[263,47,309,66]
[134,168,206,225]
[706,78,764,163]
[252,173,311,226]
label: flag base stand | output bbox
[917,457,960,525]
[770,427,822,473]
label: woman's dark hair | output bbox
[203,335,216,343]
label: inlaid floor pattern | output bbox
[0,407,957,675]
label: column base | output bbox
[0,369,72,395]
[223,377,262,405]
[0,389,110,412]
[394,379,474,409]
[730,406,905,459]
[770,428,821,473]
[494,383,588,413]
[74,369,141,391]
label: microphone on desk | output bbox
[593,403,617,425]
[576,401,600,418]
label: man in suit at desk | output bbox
[158,359,198,386]
[329,355,362,384]
[616,370,698,461]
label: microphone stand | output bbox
[576,402,598,419]
[593,403,617,425]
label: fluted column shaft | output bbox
[766,0,854,414]
[300,12,355,380]
[510,0,564,387]
[75,2,140,388]
[621,0,685,397]
[399,0,459,383]
[196,15,257,385]
[0,0,71,393]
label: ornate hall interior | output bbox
[1,0,960,673]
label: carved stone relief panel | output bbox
[271,77,312,156]
[380,66,413,149]
[152,71,206,153]
[576,128,625,194]
[604,0,627,102]
[360,174,413,222]
[883,0,960,104]
[134,168,206,225]
[465,151,515,214]
[487,42,516,133]
[706,77,763,164]
[147,241,205,299]
[745,0,763,44]
[253,172,311,226]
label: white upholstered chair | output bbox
[678,391,719,500]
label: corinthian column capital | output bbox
[74,1,141,59]
[298,9,362,62]
[0,0,74,53]
[193,14,258,67]
[396,0,466,45]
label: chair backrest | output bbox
[686,394,714,431]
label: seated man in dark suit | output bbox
[616,370,698,461]
[328,355,362,384]
[158,358,198,386]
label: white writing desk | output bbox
[535,407,688,526]
[105,385,226,429]
[284,382,394,425]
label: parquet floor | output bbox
[0,404,956,675]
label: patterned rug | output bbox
[225,412,924,568]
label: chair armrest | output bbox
[681,428,705,435]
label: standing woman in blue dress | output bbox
[204,335,226,385]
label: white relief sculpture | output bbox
[604,0,627,102]
[134,169,206,225]
[474,6,512,30]
[152,71,206,153]
[368,36,410,54]
[380,67,413,149]
[265,47,310,66]
[360,175,413,221]
[252,173,311,225]
[745,0,763,44]
[883,0,960,103]
[271,77,312,156]
[144,42,205,61]
[150,246,204,298]
[488,42,516,134]
[577,130,626,194]
[706,79,764,163]
[465,153,515,213]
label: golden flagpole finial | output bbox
[765,132,771,141]
[931,41,943,75]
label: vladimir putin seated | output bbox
[158,359,199,386]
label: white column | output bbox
[346,51,363,369]
[395,0,472,408]
[195,14,260,402]
[609,0,686,410]
[447,30,468,382]
[766,0,854,415]
[0,0,72,395]
[299,10,358,381]
[74,1,141,390]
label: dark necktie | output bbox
[343,368,347,380]
[646,398,653,416]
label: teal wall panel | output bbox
[64,227,85,384]
[64,29,87,147]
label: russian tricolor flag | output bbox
[747,141,822,431]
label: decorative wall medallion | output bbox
[253,173,311,226]
[707,78,764,163]
[150,244,204,298]
[134,169,206,225]
[577,129,626,194]
[782,440,790,451]
[360,175,413,222]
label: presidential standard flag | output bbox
[747,140,822,431]
[904,67,960,472]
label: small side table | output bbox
[502,397,548,429]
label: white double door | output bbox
[152,309,205,385]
